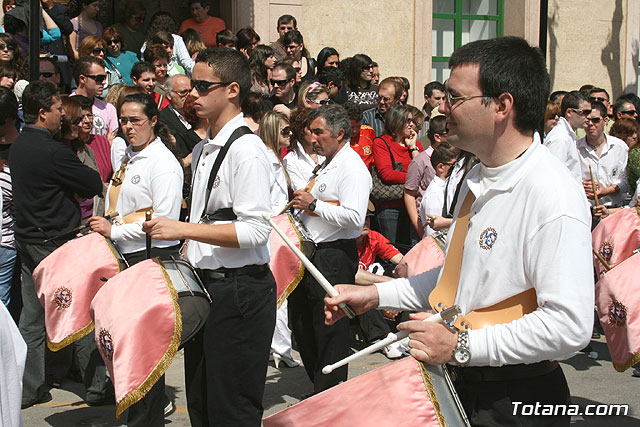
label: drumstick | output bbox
[145,210,152,259]
[263,212,356,319]
[322,306,461,375]
[589,165,600,206]
[43,212,119,243]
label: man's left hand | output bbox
[292,190,315,213]
[396,312,458,365]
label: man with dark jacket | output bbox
[9,81,102,408]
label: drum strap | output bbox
[428,190,538,330]
[106,156,154,225]
[190,126,253,223]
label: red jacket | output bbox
[372,134,423,207]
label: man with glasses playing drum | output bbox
[143,48,276,426]
[326,37,594,426]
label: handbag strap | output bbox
[375,136,399,170]
[195,126,253,222]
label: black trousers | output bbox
[184,267,276,426]
[124,245,179,427]
[357,308,391,343]
[452,363,571,427]
[289,241,359,394]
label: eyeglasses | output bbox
[81,113,94,121]
[40,72,55,78]
[270,79,291,87]
[309,99,332,106]
[84,74,107,84]
[361,64,374,71]
[118,117,149,126]
[586,116,603,124]
[444,91,487,107]
[589,96,608,103]
[406,117,415,125]
[281,126,291,136]
[154,63,168,69]
[442,162,456,166]
[379,95,393,103]
[285,44,300,50]
[547,113,558,120]
[0,44,16,51]
[621,109,638,116]
[570,108,592,117]
[172,88,190,97]
[190,80,232,93]
[72,116,84,125]
[92,48,105,55]
[106,39,121,45]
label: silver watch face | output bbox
[455,348,471,365]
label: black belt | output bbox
[315,238,356,250]
[198,264,269,280]
[201,208,237,223]
[448,360,558,382]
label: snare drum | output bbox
[160,255,211,346]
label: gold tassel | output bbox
[115,259,183,418]
[47,322,95,352]
[418,361,447,427]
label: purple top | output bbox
[71,17,103,50]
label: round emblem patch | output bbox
[319,183,326,192]
[599,241,613,263]
[54,287,72,309]
[131,174,141,184]
[99,328,114,361]
[479,227,498,250]
[212,175,221,189]
[612,167,619,177]
[363,146,371,155]
[608,300,627,327]
[93,115,106,134]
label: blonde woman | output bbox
[258,111,299,368]
[297,81,331,110]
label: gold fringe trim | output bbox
[276,215,306,308]
[47,322,95,352]
[115,259,183,418]
[418,361,447,427]
[613,350,640,373]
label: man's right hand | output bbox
[324,284,380,325]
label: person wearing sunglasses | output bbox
[341,53,378,112]
[112,0,147,57]
[143,48,277,427]
[72,56,118,139]
[266,62,297,116]
[38,57,62,88]
[298,81,330,110]
[543,100,560,138]
[69,0,102,60]
[283,30,315,84]
[0,34,22,77]
[544,90,591,182]
[88,92,183,425]
[102,26,140,86]
[577,101,628,210]
[613,98,638,122]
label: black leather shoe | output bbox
[22,391,52,409]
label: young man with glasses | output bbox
[545,90,591,181]
[577,101,628,208]
[362,77,403,137]
[143,48,276,426]
[266,62,297,116]
[72,56,118,139]
[270,14,297,61]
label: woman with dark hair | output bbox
[241,91,267,132]
[284,107,325,190]
[249,45,276,97]
[236,27,260,59]
[543,100,560,138]
[0,34,22,78]
[73,95,112,185]
[341,53,378,111]
[68,0,102,59]
[372,104,423,246]
[142,12,194,75]
[88,92,183,425]
[283,30,315,83]
[103,26,140,85]
[316,47,339,75]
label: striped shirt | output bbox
[0,167,14,249]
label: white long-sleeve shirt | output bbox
[300,143,372,243]
[376,137,594,367]
[283,141,325,191]
[544,117,582,182]
[186,113,273,269]
[107,138,183,254]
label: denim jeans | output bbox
[376,206,401,245]
[0,245,17,307]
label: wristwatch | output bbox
[452,330,471,366]
[308,199,317,212]
[409,147,420,153]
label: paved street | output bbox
[22,335,640,426]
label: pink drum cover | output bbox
[394,236,445,278]
[263,357,444,427]
[592,207,640,276]
[33,233,124,351]
[595,252,640,372]
[90,259,181,418]
[269,214,305,307]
